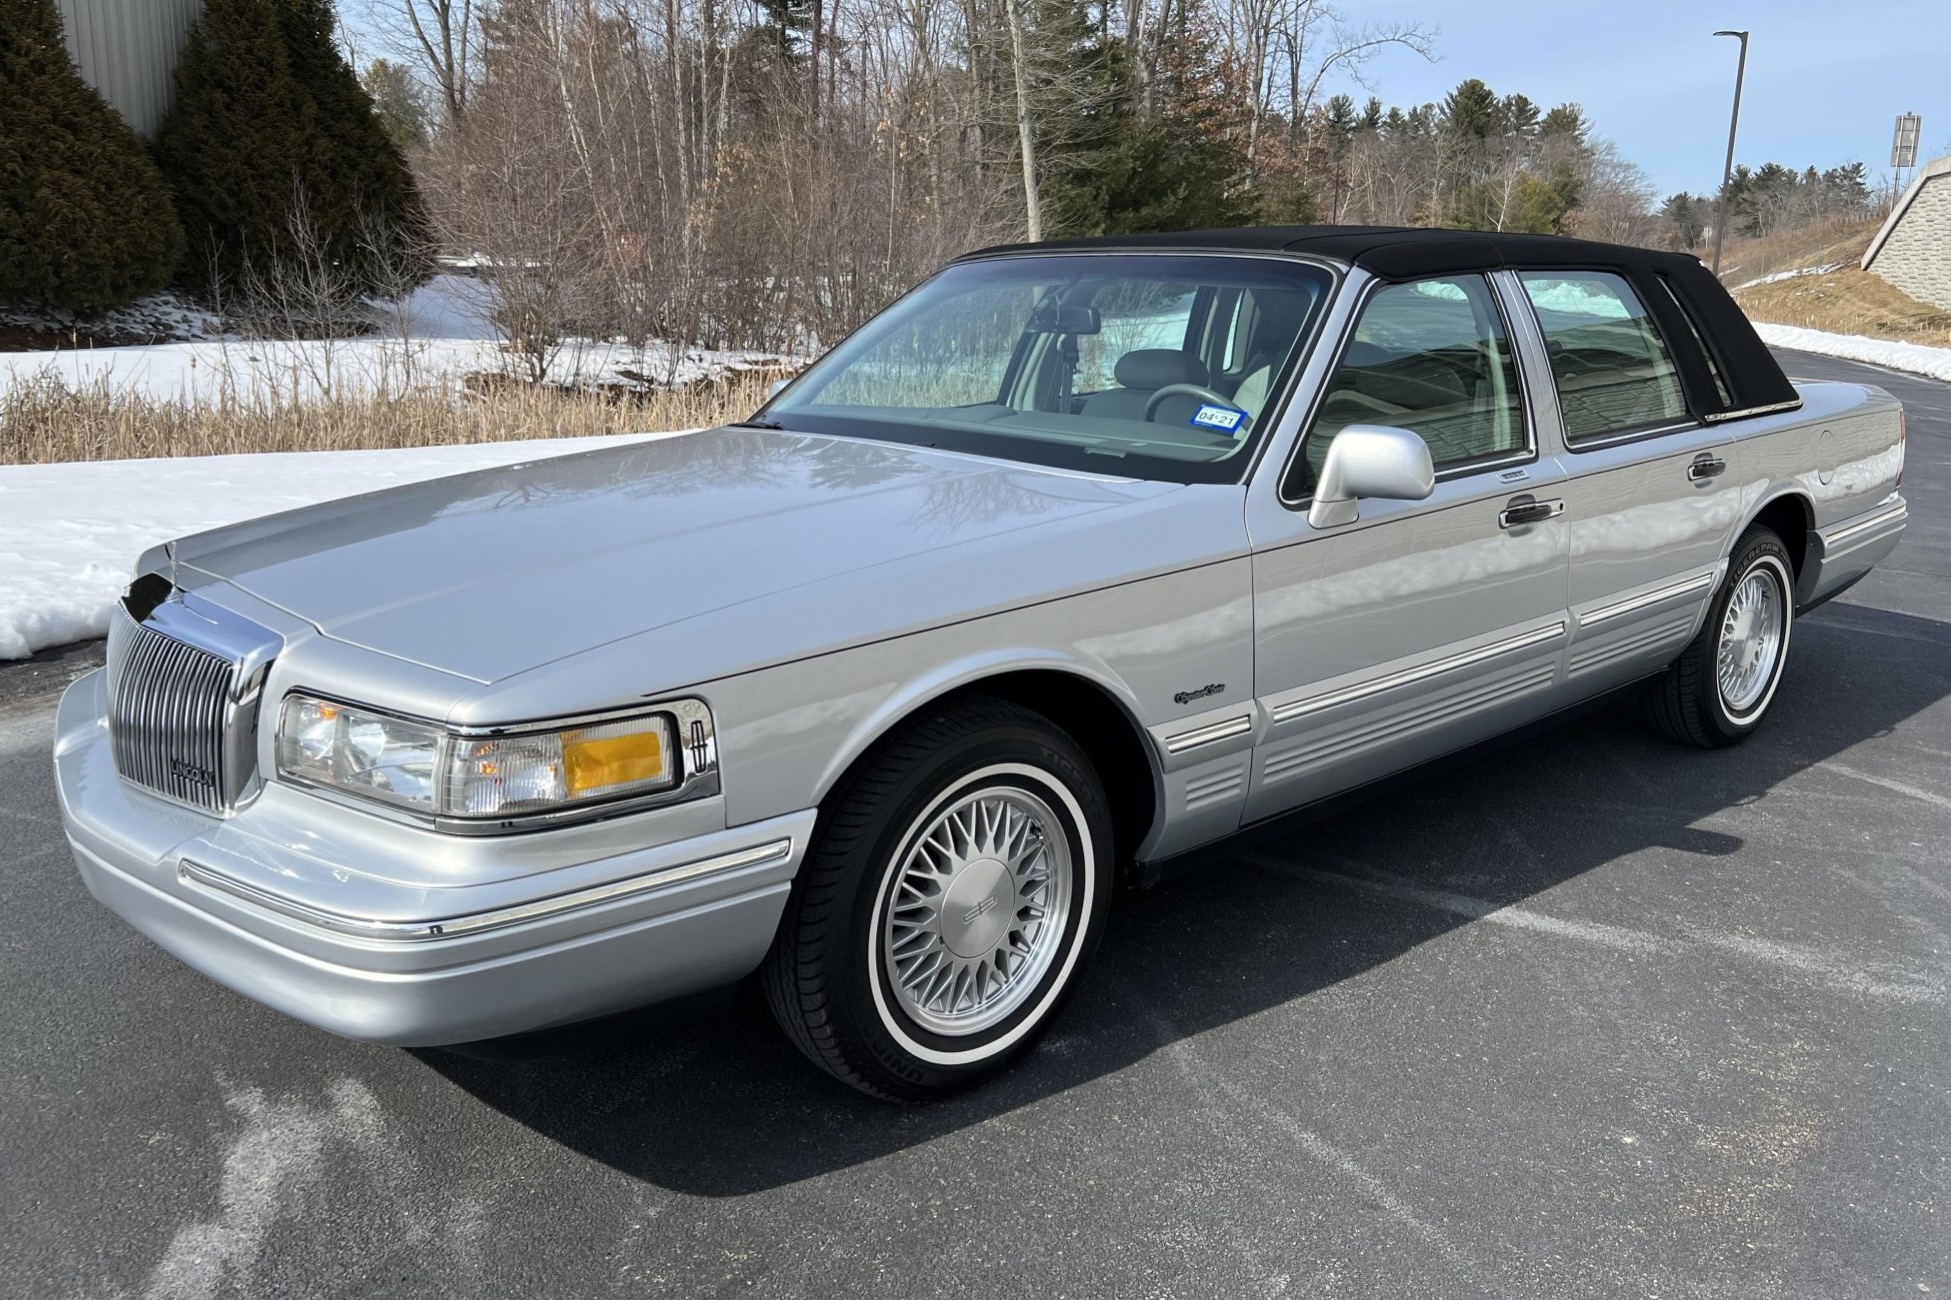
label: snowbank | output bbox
[0,431,684,660]
[0,276,795,404]
[1757,323,1951,384]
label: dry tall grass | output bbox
[1715,218,1881,288]
[1735,270,1951,349]
[0,368,777,465]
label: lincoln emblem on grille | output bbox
[170,757,219,787]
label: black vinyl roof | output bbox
[960,224,1800,419]
[965,224,1713,282]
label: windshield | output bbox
[762,254,1335,484]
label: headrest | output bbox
[1114,349,1209,391]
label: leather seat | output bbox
[1078,350,1211,423]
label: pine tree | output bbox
[1440,79,1502,138]
[154,0,312,292]
[1538,103,1589,143]
[1662,193,1704,250]
[362,58,430,153]
[0,0,185,312]
[155,0,428,299]
[274,0,429,289]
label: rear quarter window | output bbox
[1520,271,1689,445]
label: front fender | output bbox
[808,647,1154,805]
[704,558,1255,839]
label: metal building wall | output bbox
[54,0,205,137]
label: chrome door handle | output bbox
[1498,498,1564,529]
[1688,456,1728,481]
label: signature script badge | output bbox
[1172,683,1225,706]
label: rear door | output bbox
[1243,271,1571,822]
[1502,270,1743,695]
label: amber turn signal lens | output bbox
[562,728,667,798]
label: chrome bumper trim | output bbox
[1821,499,1908,553]
[178,838,794,943]
[1579,571,1717,628]
[1271,621,1568,724]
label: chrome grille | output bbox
[108,607,239,813]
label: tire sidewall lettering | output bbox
[1713,548,1794,733]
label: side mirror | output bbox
[766,377,791,400]
[1307,424,1436,529]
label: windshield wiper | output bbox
[729,417,787,430]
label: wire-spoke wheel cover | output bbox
[878,781,1074,1037]
[1717,562,1785,715]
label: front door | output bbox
[1244,272,1572,823]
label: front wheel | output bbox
[1646,526,1795,748]
[762,698,1113,1100]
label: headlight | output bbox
[277,696,443,812]
[275,694,700,826]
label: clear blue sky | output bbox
[1327,0,1950,197]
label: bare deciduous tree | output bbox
[361,0,477,123]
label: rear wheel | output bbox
[762,697,1112,1100]
[1646,527,1795,748]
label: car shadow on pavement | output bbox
[416,599,1951,1197]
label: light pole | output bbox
[1710,29,1749,277]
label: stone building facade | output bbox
[1864,154,1951,312]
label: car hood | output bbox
[172,428,1189,684]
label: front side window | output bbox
[1290,274,1528,497]
[1519,271,1689,444]
[766,255,1334,485]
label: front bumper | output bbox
[53,669,812,1046]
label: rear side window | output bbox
[1292,274,1527,495]
[1519,271,1688,444]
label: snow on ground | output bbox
[0,276,795,404]
[0,289,225,347]
[1757,322,1951,383]
[0,430,687,660]
[1734,263,1845,290]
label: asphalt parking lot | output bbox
[3,350,1947,1299]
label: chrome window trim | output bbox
[1558,419,1703,452]
[178,838,793,943]
[1269,621,1568,723]
[1579,572,1717,627]
[274,691,721,835]
[1701,399,1805,424]
[1276,270,1541,510]
[1162,714,1254,754]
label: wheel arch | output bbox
[812,655,1164,874]
[1738,488,1814,600]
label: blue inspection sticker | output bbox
[1190,403,1248,436]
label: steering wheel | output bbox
[1145,383,1238,424]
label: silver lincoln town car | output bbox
[56,226,1909,1099]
